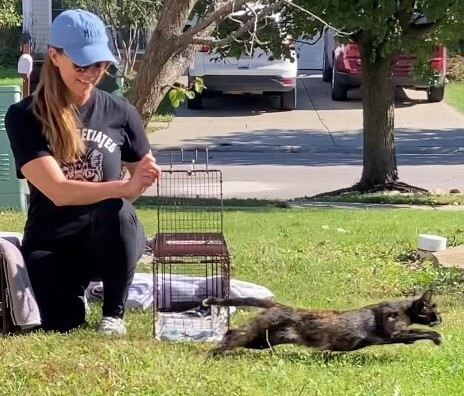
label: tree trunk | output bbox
[128,0,237,126]
[131,44,197,125]
[127,0,198,124]
[358,42,398,189]
[148,44,197,112]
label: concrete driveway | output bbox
[147,71,464,199]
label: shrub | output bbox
[0,47,20,68]
[447,55,464,81]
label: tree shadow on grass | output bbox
[206,347,398,366]
[274,349,397,366]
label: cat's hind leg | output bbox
[209,327,259,357]
[208,322,278,356]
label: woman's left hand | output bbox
[124,153,161,200]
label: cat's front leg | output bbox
[208,327,259,357]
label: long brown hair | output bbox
[31,49,84,163]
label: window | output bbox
[51,0,66,21]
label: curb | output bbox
[287,201,464,211]
[151,144,464,155]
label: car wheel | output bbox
[322,52,333,82]
[187,93,203,109]
[281,88,297,110]
[427,84,445,102]
[331,65,348,101]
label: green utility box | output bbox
[97,64,124,96]
[0,86,28,212]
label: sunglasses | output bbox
[71,61,109,73]
[52,47,109,73]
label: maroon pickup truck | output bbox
[322,29,447,102]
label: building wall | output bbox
[23,0,51,55]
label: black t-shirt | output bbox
[5,88,150,241]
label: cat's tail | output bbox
[202,297,277,309]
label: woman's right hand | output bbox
[123,154,161,199]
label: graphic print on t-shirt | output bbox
[61,148,104,181]
[80,128,117,152]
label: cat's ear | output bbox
[419,289,433,303]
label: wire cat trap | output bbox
[152,149,231,342]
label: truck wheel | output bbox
[331,66,348,101]
[281,88,297,110]
[427,84,445,102]
[322,53,333,82]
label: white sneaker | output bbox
[99,317,127,335]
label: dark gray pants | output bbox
[21,199,145,333]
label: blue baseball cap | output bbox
[48,9,118,66]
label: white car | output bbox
[188,46,298,110]
[186,2,298,111]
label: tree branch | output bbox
[396,0,416,33]
[180,0,284,46]
[182,0,249,41]
[191,0,286,47]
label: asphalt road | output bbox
[146,71,464,199]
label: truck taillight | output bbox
[273,77,295,87]
[344,44,360,59]
[280,78,295,86]
[335,44,361,73]
[430,46,447,72]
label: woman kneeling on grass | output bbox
[5,9,160,335]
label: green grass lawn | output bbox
[445,81,464,114]
[1,207,464,395]
[0,66,22,88]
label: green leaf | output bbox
[168,89,177,105]
[185,90,195,99]
[0,0,21,28]
[193,77,206,94]
[168,87,188,108]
